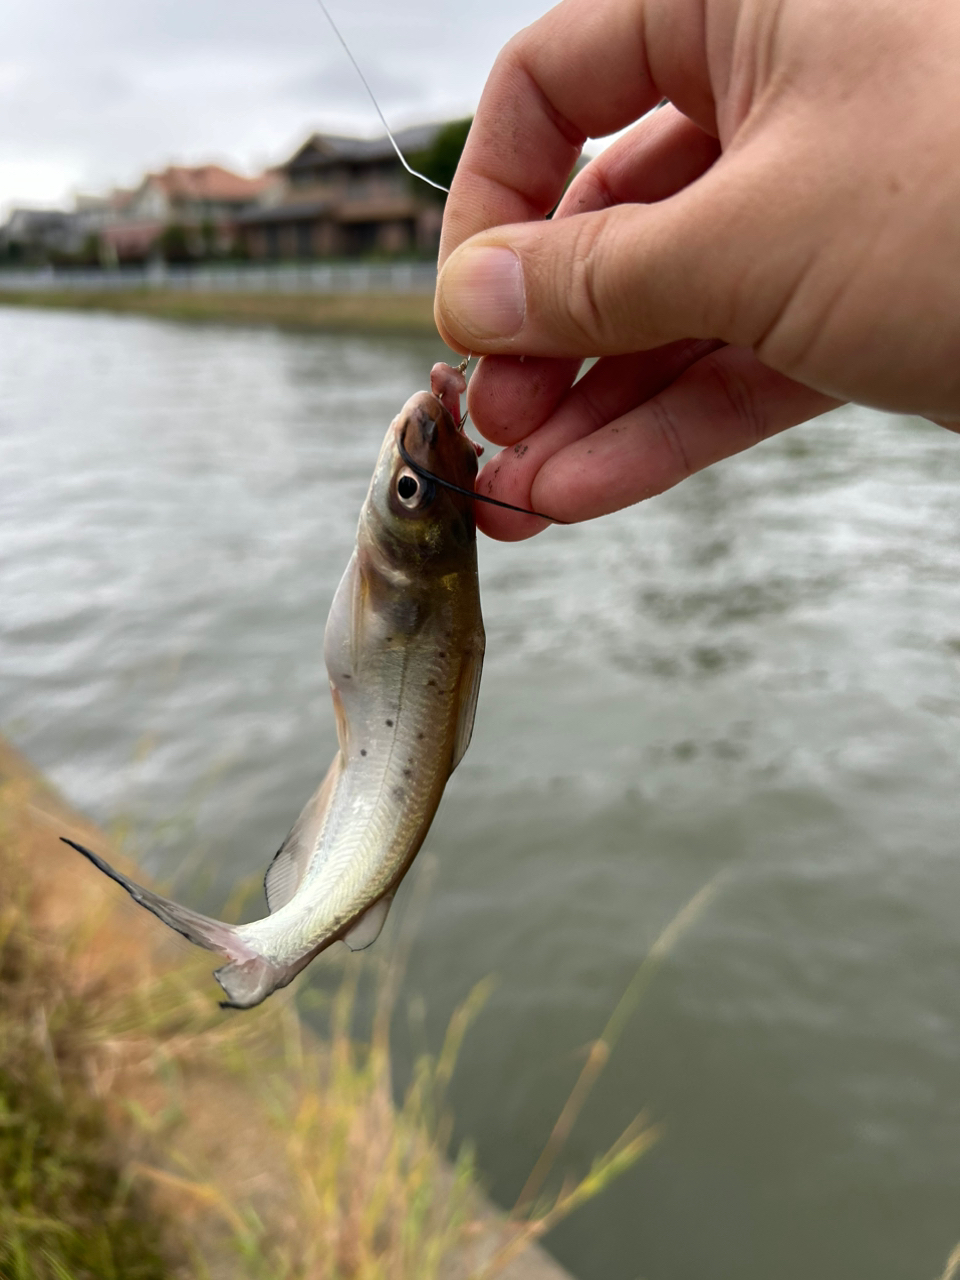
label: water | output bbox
[2,305,960,1279]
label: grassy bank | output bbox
[0,746,518,1278]
[0,289,438,336]
[0,739,667,1279]
[0,862,169,1278]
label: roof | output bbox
[284,123,444,173]
[108,188,136,212]
[3,208,74,235]
[143,165,274,202]
[73,194,111,213]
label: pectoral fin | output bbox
[451,645,484,772]
[343,893,394,951]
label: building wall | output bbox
[239,143,446,260]
[377,219,415,254]
[241,217,340,260]
[129,184,169,222]
[415,205,443,255]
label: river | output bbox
[2,305,960,1280]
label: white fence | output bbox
[0,262,438,295]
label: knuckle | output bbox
[497,29,528,77]
[562,165,614,216]
[647,397,693,483]
[705,357,769,445]
[562,215,611,349]
[570,379,611,435]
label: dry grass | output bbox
[0,290,438,336]
[939,1242,960,1280]
[94,936,489,1279]
[0,743,702,1278]
[0,782,171,1279]
[0,769,486,1278]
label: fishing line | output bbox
[314,0,452,195]
[397,428,567,525]
[316,6,562,524]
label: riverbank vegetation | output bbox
[0,289,438,336]
[0,766,486,1277]
[0,858,169,1277]
[0,747,664,1279]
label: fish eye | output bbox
[396,467,433,509]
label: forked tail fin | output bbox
[60,837,293,1008]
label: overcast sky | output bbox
[0,0,573,216]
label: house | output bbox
[237,124,445,260]
[100,165,276,262]
[0,208,86,262]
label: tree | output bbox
[158,223,191,264]
[409,118,473,202]
[200,217,217,258]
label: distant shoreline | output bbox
[0,286,439,335]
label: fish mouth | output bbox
[426,389,483,456]
[393,391,481,492]
[393,389,564,526]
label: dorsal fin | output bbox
[450,644,484,772]
[264,755,342,913]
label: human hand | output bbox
[434,0,960,539]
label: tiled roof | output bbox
[145,165,273,202]
[285,124,443,171]
[109,188,136,210]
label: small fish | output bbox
[64,370,484,1008]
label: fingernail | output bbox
[438,246,525,340]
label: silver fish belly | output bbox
[63,381,484,1008]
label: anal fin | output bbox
[215,956,287,1009]
[343,893,394,952]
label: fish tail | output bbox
[213,956,293,1009]
[61,836,257,964]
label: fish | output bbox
[62,367,485,1009]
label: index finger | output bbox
[437,0,710,270]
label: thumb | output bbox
[434,154,813,360]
